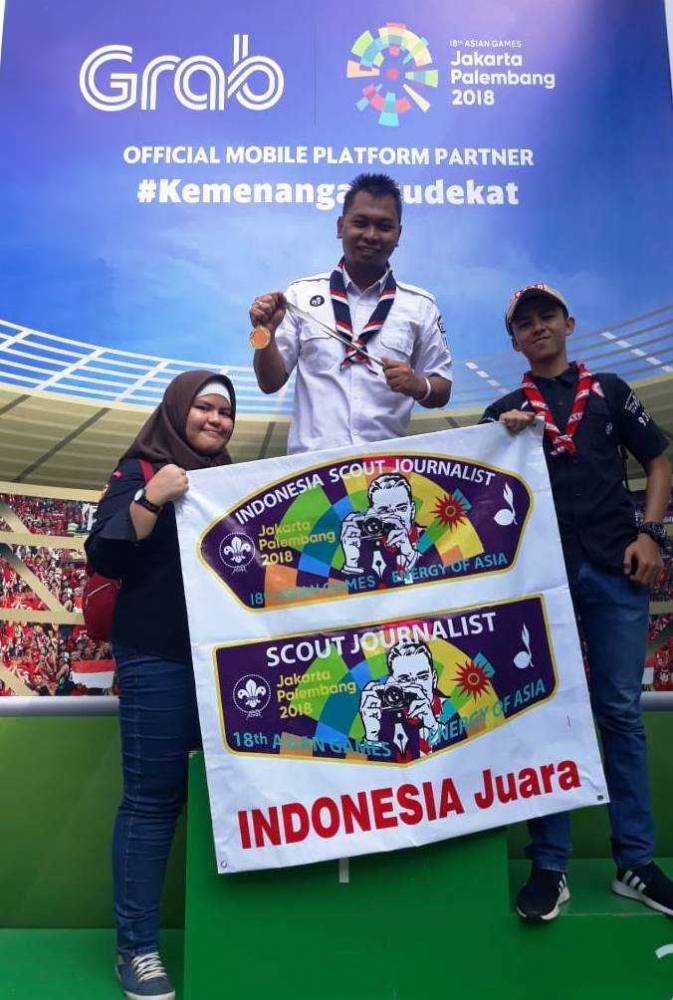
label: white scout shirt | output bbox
[275,269,452,455]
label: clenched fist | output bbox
[382,357,426,399]
[145,464,189,505]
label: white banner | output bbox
[176,424,607,873]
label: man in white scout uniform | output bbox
[250,173,453,455]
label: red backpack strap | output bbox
[138,459,155,483]
[82,459,156,641]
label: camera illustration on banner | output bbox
[199,451,532,610]
[214,595,557,765]
[340,472,424,580]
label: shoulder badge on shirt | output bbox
[436,313,449,349]
[310,295,325,307]
[625,390,651,426]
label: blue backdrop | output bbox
[0,0,671,365]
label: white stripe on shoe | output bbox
[611,877,673,916]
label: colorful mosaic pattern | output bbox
[347,22,439,126]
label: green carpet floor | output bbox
[3,862,673,999]
[0,929,183,1000]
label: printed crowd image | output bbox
[1,488,670,698]
[636,495,673,693]
[0,491,114,697]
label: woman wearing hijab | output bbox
[85,370,236,1000]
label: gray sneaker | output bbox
[116,952,176,1000]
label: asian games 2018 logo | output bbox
[347,22,438,127]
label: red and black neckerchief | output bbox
[329,257,396,369]
[521,362,593,457]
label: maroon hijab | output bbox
[121,370,236,471]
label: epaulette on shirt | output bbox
[287,274,436,304]
[394,279,436,304]
[286,273,331,289]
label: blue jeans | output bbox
[526,559,654,873]
[112,646,200,956]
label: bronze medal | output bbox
[249,326,272,350]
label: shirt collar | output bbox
[342,265,389,295]
[532,363,578,387]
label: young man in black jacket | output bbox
[481,283,672,921]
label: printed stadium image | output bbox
[0,306,671,699]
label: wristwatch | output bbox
[133,487,163,515]
[638,521,669,552]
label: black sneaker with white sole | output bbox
[612,862,673,916]
[516,866,570,921]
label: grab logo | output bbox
[79,35,284,112]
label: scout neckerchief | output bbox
[329,257,396,369]
[521,362,593,457]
